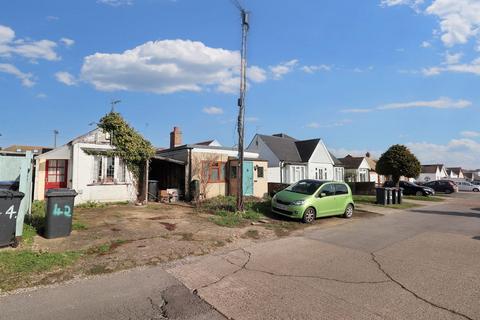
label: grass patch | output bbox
[263,222,301,237]
[0,250,81,277]
[353,195,376,204]
[387,202,421,210]
[21,224,37,247]
[76,201,107,209]
[72,221,88,231]
[86,264,110,275]
[209,214,243,228]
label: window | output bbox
[92,156,126,184]
[203,161,226,183]
[257,166,264,178]
[286,180,324,195]
[335,184,348,195]
[320,184,335,197]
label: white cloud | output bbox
[0,24,59,61]
[342,97,472,113]
[55,71,77,86]
[408,138,480,168]
[60,38,75,47]
[36,93,47,98]
[247,66,267,83]
[46,16,59,21]
[381,0,424,7]
[421,41,432,48]
[80,39,267,94]
[301,64,331,74]
[203,106,223,115]
[269,59,298,80]
[423,57,480,75]
[379,97,471,110]
[461,130,480,138]
[0,63,35,87]
[444,51,463,64]
[97,0,133,6]
[245,117,259,122]
[426,0,480,47]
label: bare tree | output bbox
[190,153,222,206]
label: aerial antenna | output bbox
[110,99,121,113]
[53,129,59,148]
[232,0,249,212]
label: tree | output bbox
[96,112,155,202]
[190,153,221,206]
[376,144,421,185]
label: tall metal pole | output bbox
[236,8,249,212]
[53,130,59,148]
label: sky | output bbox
[1,0,480,168]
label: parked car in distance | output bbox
[271,180,354,223]
[423,180,458,194]
[455,181,480,192]
[384,181,435,196]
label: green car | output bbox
[271,180,355,223]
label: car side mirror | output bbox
[318,192,327,198]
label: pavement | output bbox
[1,192,479,320]
[168,193,480,320]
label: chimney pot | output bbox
[170,127,183,149]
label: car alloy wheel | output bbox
[474,188,479,192]
[343,204,354,219]
[302,207,316,224]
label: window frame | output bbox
[202,161,226,183]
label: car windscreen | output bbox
[286,180,324,195]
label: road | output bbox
[168,193,480,320]
[1,193,479,320]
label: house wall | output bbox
[34,144,72,201]
[190,151,230,199]
[228,159,268,198]
[307,141,334,180]
[246,135,280,168]
[71,143,137,204]
[268,167,281,183]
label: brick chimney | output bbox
[170,127,183,149]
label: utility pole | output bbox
[53,130,59,148]
[233,0,249,212]
[110,99,121,113]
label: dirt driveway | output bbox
[1,199,379,292]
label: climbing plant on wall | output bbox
[94,112,155,182]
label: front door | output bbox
[243,161,254,196]
[45,160,68,191]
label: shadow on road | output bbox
[410,209,480,218]
[473,236,480,240]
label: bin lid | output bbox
[0,190,25,199]
[45,188,78,197]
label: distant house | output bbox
[246,133,343,184]
[154,127,268,199]
[364,152,386,185]
[446,167,464,179]
[2,145,52,155]
[417,164,448,182]
[34,128,137,204]
[463,170,480,182]
[339,155,372,182]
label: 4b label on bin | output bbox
[53,204,72,217]
[0,205,17,219]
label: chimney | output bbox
[366,152,371,158]
[170,127,183,149]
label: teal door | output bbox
[243,161,254,196]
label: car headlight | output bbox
[291,200,305,206]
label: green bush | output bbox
[76,201,107,209]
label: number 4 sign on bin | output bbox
[0,205,17,219]
[53,204,72,217]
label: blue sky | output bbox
[1,0,480,167]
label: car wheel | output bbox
[474,188,479,192]
[445,189,452,194]
[343,204,354,219]
[302,207,316,224]
[416,191,423,196]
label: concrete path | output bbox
[168,193,480,320]
[0,267,225,320]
